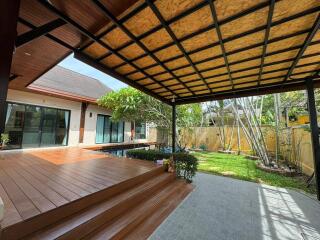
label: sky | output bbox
[58,54,127,91]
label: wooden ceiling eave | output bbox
[10,0,139,93]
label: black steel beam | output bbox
[131,29,313,80]
[18,17,75,50]
[107,0,271,67]
[284,14,320,82]
[306,78,320,201]
[16,18,66,47]
[208,0,234,90]
[258,0,275,86]
[74,51,172,105]
[92,0,195,96]
[175,77,320,104]
[114,5,319,71]
[172,103,176,153]
[38,0,177,99]
[146,0,211,93]
[96,0,209,61]
[165,66,319,97]
[0,0,20,134]
[148,51,320,91]
[18,17,172,104]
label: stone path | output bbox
[150,173,320,240]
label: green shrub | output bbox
[199,143,207,151]
[126,149,170,161]
[174,153,198,183]
[127,149,198,183]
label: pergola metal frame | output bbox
[1,0,320,200]
[37,0,320,105]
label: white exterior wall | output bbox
[7,89,81,146]
[7,89,148,147]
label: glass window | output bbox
[4,103,25,149]
[135,122,146,139]
[41,108,57,147]
[4,102,70,149]
[103,117,111,143]
[111,121,119,143]
[56,110,69,146]
[117,121,124,142]
[22,105,42,148]
[96,115,104,144]
[95,114,124,143]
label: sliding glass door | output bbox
[95,114,124,144]
[4,102,70,149]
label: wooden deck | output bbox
[0,148,157,230]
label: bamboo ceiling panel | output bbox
[71,0,320,104]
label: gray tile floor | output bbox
[150,173,320,240]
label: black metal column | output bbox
[0,0,20,135]
[306,78,320,200]
[172,104,176,153]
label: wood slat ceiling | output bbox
[11,0,320,105]
[10,0,139,92]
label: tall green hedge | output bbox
[126,149,198,183]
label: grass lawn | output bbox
[193,151,316,195]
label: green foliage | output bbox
[126,149,170,161]
[97,87,202,129]
[257,91,307,125]
[174,153,198,183]
[194,151,316,194]
[199,144,208,151]
[1,134,9,145]
[126,149,198,183]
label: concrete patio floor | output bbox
[150,173,320,240]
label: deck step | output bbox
[24,172,175,240]
[82,180,193,240]
[124,181,193,240]
[2,166,165,240]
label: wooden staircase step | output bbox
[124,181,193,240]
[25,172,175,240]
[2,166,165,240]
[82,180,192,240]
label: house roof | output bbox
[28,65,112,102]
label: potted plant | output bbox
[0,134,10,150]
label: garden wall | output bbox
[148,126,314,176]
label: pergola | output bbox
[1,0,320,199]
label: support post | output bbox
[306,78,320,200]
[0,0,20,135]
[172,104,176,153]
[79,102,88,143]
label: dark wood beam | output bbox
[0,0,20,134]
[16,18,66,47]
[79,102,88,143]
[306,78,320,201]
